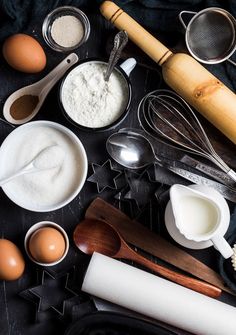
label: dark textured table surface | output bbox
[1,9,236,335]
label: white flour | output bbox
[61,62,129,128]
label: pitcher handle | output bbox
[179,10,197,29]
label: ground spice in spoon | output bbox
[10,95,39,120]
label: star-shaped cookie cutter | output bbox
[124,166,161,210]
[87,159,123,193]
[19,268,79,322]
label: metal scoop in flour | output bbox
[104,30,128,81]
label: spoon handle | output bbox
[38,53,79,96]
[0,163,34,186]
[119,246,221,298]
[104,30,128,81]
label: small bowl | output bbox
[24,221,69,266]
[42,6,90,52]
[58,58,132,131]
[0,121,88,212]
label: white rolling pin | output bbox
[82,252,236,335]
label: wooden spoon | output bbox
[73,219,221,298]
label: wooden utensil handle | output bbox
[127,249,222,298]
[100,1,173,65]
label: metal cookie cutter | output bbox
[19,269,79,322]
[87,159,123,193]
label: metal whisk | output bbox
[137,89,236,183]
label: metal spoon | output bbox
[3,53,78,125]
[0,145,64,186]
[104,30,128,81]
[73,218,221,298]
[106,130,167,169]
[106,130,236,202]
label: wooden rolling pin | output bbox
[100,1,236,144]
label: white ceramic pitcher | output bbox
[169,184,233,259]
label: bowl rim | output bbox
[24,221,69,266]
[58,57,132,132]
[42,5,91,52]
[0,120,88,212]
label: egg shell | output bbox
[29,227,66,263]
[2,34,46,73]
[0,239,25,281]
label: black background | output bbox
[1,7,236,335]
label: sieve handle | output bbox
[227,58,236,68]
[179,10,197,29]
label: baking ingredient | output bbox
[29,227,66,263]
[61,62,129,128]
[2,34,46,73]
[33,145,65,170]
[0,125,85,210]
[10,95,39,120]
[178,196,218,237]
[51,15,84,48]
[0,239,25,281]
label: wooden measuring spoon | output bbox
[73,219,221,298]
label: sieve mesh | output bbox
[187,11,236,62]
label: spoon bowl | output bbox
[3,53,78,125]
[106,131,156,169]
[74,219,121,256]
[73,219,221,298]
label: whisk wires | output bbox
[138,89,236,181]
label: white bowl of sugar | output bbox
[0,121,88,212]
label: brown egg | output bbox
[2,33,46,73]
[29,227,66,263]
[0,239,25,281]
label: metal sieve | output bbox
[179,7,236,66]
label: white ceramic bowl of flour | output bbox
[0,121,88,212]
[59,58,135,131]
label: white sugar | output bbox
[1,126,82,208]
[33,145,65,170]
